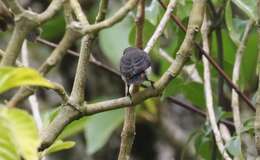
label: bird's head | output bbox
[123,47,139,55]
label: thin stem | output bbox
[35,38,120,76]
[69,0,91,104]
[82,0,138,34]
[39,0,206,149]
[144,0,177,53]
[166,97,234,127]
[1,0,24,15]
[21,40,43,130]
[157,0,255,111]
[0,24,30,66]
[37,0,67,23]
[201,13,231,160]
[7,27,80,107]
[232,21,253,134]
[208,0,225,107]
[118,1,144,159]
[70,0,88,25]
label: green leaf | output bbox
[41,140,75,156]
[194,133,212,160]
[163,77,205,107]
[0,108,40,160]
[0,67,54,94]
[225,1,242,45]
[176,0,193,20]
[225,136,242,157]
[0,117,20,160]
[59,116,88,139]
[99,16,132,68]
[145,0,161,25]
[85,109,124,154]
[231,0,257,20]
[41,13,65,40]
[129,20,156,46]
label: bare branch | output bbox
[70,0,89,25]
[81,0,138,34]
[0,24,31,66]
[157,0,255,111]
[232,20,253,134]
[6,25,81,107]
[118,1,145,159]
[201,13,231,160]
[1,0,24,15]
[39,0,206,149]
[95,0,109,23]
[144,0,177,53]
[167,97,234,127]
[37,0,68,23]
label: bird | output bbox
[120,47,153,96]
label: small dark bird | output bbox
[120,47,153,95]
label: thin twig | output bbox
[232,20,253,135]
[118,0,144,159]
[144,0,177,53]
[70,0,88,25]
[201,13,231,160]
[21,40,43,130]
[37,0,68,23]
[1,0,24,15]
[166,97,234,127]
[36,37,121,76]
[157,0,255,111]
[7,0,135,107]
[69,0,91,105]
[208,0,225,108]
[82,0,138,34]
[39,0,206,150]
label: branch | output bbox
[144,0,177,53]
[118,0,145,159]
[166,97,234,127]
[37,0,68,23]
[21,40,43,130]
[0,49,23,66]
[157,0,255,111]
[63,1,74,24]
[81,0,138,34]
[0,23,32,66]
[157,0,186,32]
[7,25,81,107]
[1,0,24,15]
[70,0,88,25]
[208,0,225,107]
[35,37,120,76]
[69,0,91,105]
[39,0,206,150]
[95,0,109,23]
[201,13,231,160]
[7,0,135,107]
[231,20,253,135]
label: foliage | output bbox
[0,0,259,159]
[0,67,54,94]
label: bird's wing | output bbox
[120,55,135,78]
[132,52,151,76]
